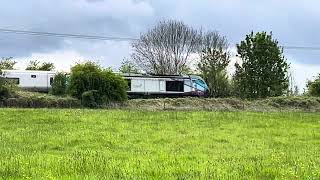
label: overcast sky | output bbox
[1,0,320,91]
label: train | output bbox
[123,73,209,97]
[1,70,209,97]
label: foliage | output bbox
[307,74,320,96]
[26,60,55,71]
[51,72,68,95]
[2,91,80,108]
[0,57,17,71]
[0,58,13,99]
[132,20,201,75]
[294,85,300,96]
[119,59,139,74]
[127,96,320,112]
[0,109,319,179]
[0,78,10,100]
[234,32,289,99]
[68,62,127,105]
[198,32,231,97]
[81,90,102,108]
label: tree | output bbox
[197,32,231,97]
[26,60,55,71]
[119,59,139,74]
[68,62,127,106]
[0,77,10,100]
[0,57,16,100]
[294,85,300,96]
[132,20,201,75]
[0,57,17,70]
[307,74,320,96]
[0,70,10,100]
[51,72,68,95]
[234,32,289,98]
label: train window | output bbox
[31,75,36,78]
[166,81,184,92]
[50,77,54,85]
[193,79,207,89]
[126,79,131,91]
[5,78,19,85]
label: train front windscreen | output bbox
[191,76,209,96]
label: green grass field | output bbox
[0,109,319,179]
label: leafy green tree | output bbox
[119,59,139,74]
[0,57,17,70]
[68,62,127,105]
[197,32,231,97]
[234,32,289,98]
[26,60,55,71]
[307,74,320,96]
[51,72,68,95]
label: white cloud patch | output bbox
[15,50,84,72]
[290,61,320,93]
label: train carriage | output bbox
[1,70,55,92]
[1,70,209,97]
[123,74,209,97]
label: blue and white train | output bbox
[123,74,209,97]
[1,70,210,97]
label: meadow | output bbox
[0,109,319,179]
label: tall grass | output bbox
[0,109,319,179]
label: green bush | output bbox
[68,62,127,105]
[51,72,67,95]
[0,77,10,100]
[307,74,320,96]
[81,90,102,108]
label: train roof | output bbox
[2,70,56,74]
[121,73,192,79]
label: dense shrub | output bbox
[0,77,10,100]
[0,67,10,100]
[307,74,320,97]
[51,72,68,95]
[68,62,127,106]
[81,90,102,108]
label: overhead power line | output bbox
[0,28,139,41]
[1,28,320,51]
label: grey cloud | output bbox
[0,0,153,60]
[0,0,320,66]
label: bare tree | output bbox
[119,58,140,74]
[131,20,201,75]
[201,32,228,55]
[197,32,231,97]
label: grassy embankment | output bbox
[2,91,320,112]
[0,109,319,179]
